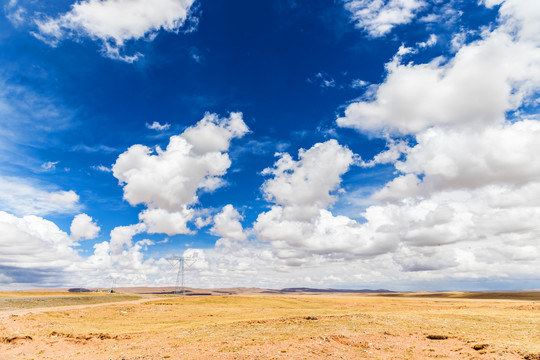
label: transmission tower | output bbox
[108,275,118,293]
[167,255,198,296]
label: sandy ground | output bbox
[0,292,538,360]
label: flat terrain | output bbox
[0,294,142,312]
[0,291,538,359]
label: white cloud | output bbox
[72,144,117,153]
[418,33,437,48]
[92,164,112,172]
[338,0,540,135]
[108,223,147,255]
[321,0,540,286]
[490,0,540,43]
[260,140,355,221]
[377,121,540,195]
[253,140,386,262]
[70,213,100,241]
[112,113,248,235]
[309,72,336,88]
[47,190,80,205]
[181,248,209,270]
[0,211,83,287]
[146,121,171,131]
[5,0,27,27]
[34,0,196,62]
[344,0,426,37]
[181,112,249,154]
[139,207,194,235]
[0,211,79,268]
[41,161,59,171]
[241,0,540,288]
[0,176,80,216]
[350,79,368,88]
[211,204,247,247]
[359,139,408,168]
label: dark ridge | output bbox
[280,288,394,293]
[186,293,213,296]
[68,288,93,293]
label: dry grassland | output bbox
[0,293,538,359]
[0,294,141,312]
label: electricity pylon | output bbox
[167,255,198,296]
[108,275,118,293]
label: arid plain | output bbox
[0,289,539,360]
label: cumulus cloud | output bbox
[252,140,394,263]
[0,211,79,268]
[112,112,248,235]
[238,0,540,287]
[338,1,540,135]
[0,177,80,216]
[344,0,426,37]
[0,211,82,286]
[211,204,247,248]
[139,207,194,235]
[70,213,100,241]
[320,0,540,285]
[34,0,196,62]
[374,121,540,196]
[107,223,147,255]
[359,139,408,168]
[0,211,166,288]
[180,112,249,154]
[260,140,355,221]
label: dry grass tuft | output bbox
[0,336,32,343]
[427,335,449,340]
[472,343,489,350]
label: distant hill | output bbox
[101,286,394,295]
[280,288,394,294]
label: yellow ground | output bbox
[0,293,538,359]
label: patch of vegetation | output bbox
[472,344,489,351]
[0,295,141,311]
[427,335,448,340]
[0,335,32,343]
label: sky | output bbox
[0,0,539,291]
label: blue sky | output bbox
[1,0,539,291]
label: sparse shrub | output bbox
[472,344,489,351]
[426,335,448,340]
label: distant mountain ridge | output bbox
[280,288,394,294]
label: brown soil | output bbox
[0,293,537,360]
[0,328,529,359]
